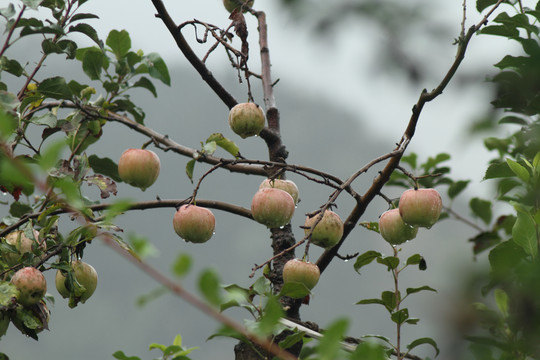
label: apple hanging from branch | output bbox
[399,188,443,228]
[259,178,300,205]
[118,148,161,191]
[10,267,47,307]
[251,188,295,228]
[379,208,418,245]
[228,102,265,139]
[173,205,216,243]
[304,210,344,249]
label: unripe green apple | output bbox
[10,267,47,307]
[228,102,265,139]
[379,208,418,245]
[283,259,320,291]
[3,229,45,266]
[173,205,216,243]
[259,178,299,205]
[55,260,98,303]
[118,148,160,191]
[304,210,344,249]
[399,188,443,228]
[251,188,295,228]
[223,0,254,13]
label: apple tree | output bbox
[1,0,540,359]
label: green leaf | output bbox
[350,340,388,360]
[30,112,57,128]
[279,331,306,350]
[506,158,530,183]
[38,76,72,100]
[401,152,417,169]
[206,133,240,157]
[251,276,271,296]
[358,221,380,233]
[488,240,526,280]
[353,250,381,273]
[136,286,168,307]
[70,13,100,22]
[9,201,33,218]
[405,285,437,296]
[494,288,508,317]
[185,159,196,183]
[112,351,141,360]
[484,160,514,179]
[478,25,519,37]
[128,233,159,258]
[69,23,102,47]
[512,209,537,258]
[132,76,157,97]
[469,198,492,225]
[172,253,192,278]
[407,337,440,357]
[202,141,217,155]
[198,268,221,307]
[107,29,131,59]
[88,155,121,182]
[279,282,311,299]
[405,254,423,266]
[391,308,409,324]
[145,52,171,86]
[256,296,284,336]
[476,0,498,12]
[0,56,24,76]
[376,255,400,271]
[355,298,386,306]
[447,180,470,199]
[79,47,105,80]
[381,290,398,312]
[38,139,65,171]
[316,318,349,360]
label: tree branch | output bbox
[316,0,505,273]
[150,0,238,109]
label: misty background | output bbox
[0,0,517,359]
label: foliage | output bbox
[0,0,540,360]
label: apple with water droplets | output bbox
[304,210,344,249]
[55,260,98,303]
[11,267,47,307]
[283,259,320,291]
[118,148,160,191]
[173,205,216,243]
[399,188,443,228]
[228,102,265,139]
[379,208,418,245]
[251,188,295,228]
[259,178,299,205]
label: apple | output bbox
[259,178,299,205]
[228,102,265,139]
[173,205,216,243]
[251,188,295,228]
[399,188,443,228]
[304,210,344,249]
[282,259,320,291]
[223,0,254,13]
[10,267,47,307]
[55,260,98,303]
[118,148,160,191]
[3,229,45,266]
[379,208,418,245]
